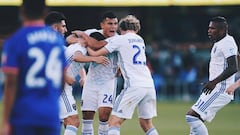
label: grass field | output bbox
[0,101,239,135]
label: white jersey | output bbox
[105,32,154,87]
[209,34,238,90]
[65,43,87,86]
[84,29,118,85]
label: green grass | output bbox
[1,101,240,135]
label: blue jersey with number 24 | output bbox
[1,26,66,127]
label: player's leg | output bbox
[108,115,125,135]
[63,114,80,135]
[186,90,232,135]
[82,111,95,135]
[138,87,159,135]
[59,89,79,135]
[98,107,112,135]
[139,119,158,135]
[98,78,117,135]
[81,83,98,135]
[186,109,208,135]
[108,86,143,135]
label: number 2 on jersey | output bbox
[132,45,146,65]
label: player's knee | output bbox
[98,107,112,122]
[64,115,80,127]
[139,118,153,132]
[82,111,95,119]
[99,115,110,122]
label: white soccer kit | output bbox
[104,32,157,119]
[192,34,238,122]
[59,43,87,120]
[81,29,118,111]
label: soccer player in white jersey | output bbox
[186,16,238,135]
[45,11,109,135]
[74,14,159,135]
[69,11,119,135]
[63,36,109,135]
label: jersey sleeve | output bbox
[104,36,120,53]
[1,39,19,74]
[221,39,238,58]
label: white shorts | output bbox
[192,86,233,122]
[81,77,117,111]
[111,86,157,119]
[59,84,78,120]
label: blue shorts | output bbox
[12,124,60,135]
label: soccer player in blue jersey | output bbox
[186,16,238,135]
[0,0,66,135]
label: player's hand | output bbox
[201,81,216,95]
[79,77,85,87]
[94,56,110,66]
[1,121,11,135]
[66,34,80,45]
[71,30,84,37]
[226,83,237,95]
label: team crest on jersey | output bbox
[80,100,83,107]
[72,104,77,110]
[213,46,217,53]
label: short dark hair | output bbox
[21,0,47,20]
[210,16,228,30]
[89,32,105,41]
[100,11,117,22]
[45,11,66,26]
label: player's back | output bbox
[107,33,154,87]
[2,26,66,127]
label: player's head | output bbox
[20,0,48,21]
[89,32,106,41]
[45,11,68,36]
[208,16,228,42]
[119,15,141,34]
[100,11,118,38]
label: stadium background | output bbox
[0,0,240,134]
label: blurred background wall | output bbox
[1,0,240,102]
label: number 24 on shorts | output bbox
[103,94,113,103]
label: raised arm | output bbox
[72,50,109,65]
[72,30,107,50]
[87,46,109,57]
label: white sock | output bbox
[108,126,120,135]
[186,115,208,135]
[146,127,159,135]
[64,125,78,135]
[82,119,94,135]
[98,121,108,135]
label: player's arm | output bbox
[72,50,109,65]
[66,34,81,45]
[87,46,109,57]
[79,68,86,87]
[72,30,107,50]
[64,71,75,86]
[226,78,240,95]
[203,55,238,94]
[1,72,18,134]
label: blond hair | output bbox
[119,15,141,33]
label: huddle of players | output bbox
[45,10,159,135]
